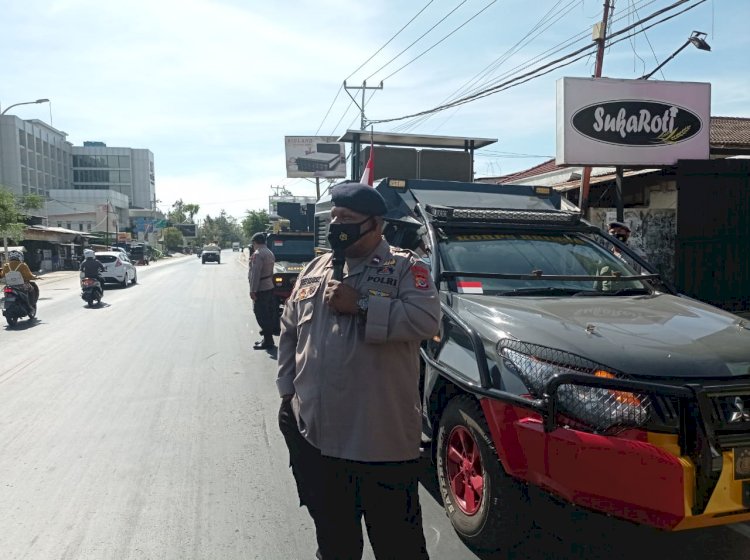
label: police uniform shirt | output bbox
[249,246,275,292]
[276,238,441,463]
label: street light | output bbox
[0,98,50,116]
[640,31,711,80]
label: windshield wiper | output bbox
[574,287,652,297]
[495,287,597,297]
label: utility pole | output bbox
[579,0,612,214]
[344,81,384,130]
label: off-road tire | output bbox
[436,395,531,552]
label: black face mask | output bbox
[327,217,375,251]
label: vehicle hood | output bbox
[454,293,750,379]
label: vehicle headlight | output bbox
[499,345,649,431]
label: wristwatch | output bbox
[357,295,369,320]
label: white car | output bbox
[95,251,137,287]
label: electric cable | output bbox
[369,0,706,126]
[364,0,469,82]
[314,0,435,134]
[377,1,498,83]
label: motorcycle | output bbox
[80,276,103,307]
[2,271,38,326]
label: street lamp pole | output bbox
[640,31,711,80]
[0,98,50,116]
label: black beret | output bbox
[331,181,387,216]
[608,221,630,232]
[251,232,266,244]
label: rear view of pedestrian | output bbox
[248,232,276,350]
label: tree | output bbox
[168,199,200,225]
[161,227,184,251]
[1,186,43,257]
[242,209,269,240]
[198,209,244,248]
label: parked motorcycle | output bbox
[2,282,38,326]
[80,277,103,307]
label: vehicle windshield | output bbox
[439,232,650,296]
[268,237,314,263]
[97,255,117,264]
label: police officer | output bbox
[248,232,276,350]
[277,181,440,560]
[608,220,631,244]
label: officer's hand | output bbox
[250,292,257,301]
[324,280,358,314]
[281,394,294,402]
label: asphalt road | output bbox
[1,250,749,559]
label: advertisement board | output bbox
[556,77,710,166]
[175,223,197,238]
[284,136,347,178]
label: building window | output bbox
[87,223,91,232]
[119,155,131,168]
[18,130,25,146]
[57,222,62,228]
[66,222,71,230]
[79,223,83,231]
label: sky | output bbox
[1,0,747,221]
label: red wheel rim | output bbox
[445,425,484,515]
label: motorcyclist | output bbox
[0,250,40,308]
[79,249,106,286]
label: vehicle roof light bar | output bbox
[425,204,580,225]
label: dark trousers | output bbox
[253,289,276,342]
[278,400,429,560]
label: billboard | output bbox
[174,223,197,238]
[556,77,710,166]
[284,136,347,178]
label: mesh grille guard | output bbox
[424,204,581,226]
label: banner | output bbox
[284,136,347,178]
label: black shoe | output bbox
[253,339,275,350]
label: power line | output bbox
[378,0,498,83]
[347,0,436,81]
[314,1,435,135]
[369,0,706,126]
[364,0,470,82]
[391,0,660,133]
[391,0,583,133]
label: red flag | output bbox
[360,144,374,186]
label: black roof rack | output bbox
[373,178,581,227]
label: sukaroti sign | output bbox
[556,77,710,166]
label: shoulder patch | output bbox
[411,263,430,290]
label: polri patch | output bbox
[295,283,319,301]
[411,264,430,290]
[377,265,395,275]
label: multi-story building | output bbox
[1,116,156,212]
[72,141,155,209]
[0,116,72,197]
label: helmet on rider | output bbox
[84,249,95,259]
[8,250,24,262]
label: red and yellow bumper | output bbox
[481,400,750,530]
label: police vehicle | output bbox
[316,177,750,551]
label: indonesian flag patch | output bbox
[457,281,483,294]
